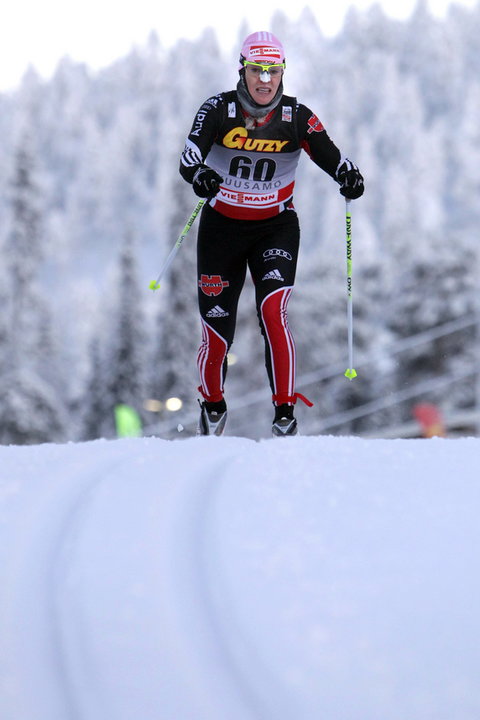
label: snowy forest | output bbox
[0,0,479,443]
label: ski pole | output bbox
[344,198,357,380]
[149,198,206,291]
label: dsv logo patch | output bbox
[199,274,230,296]
[263,248,293,262]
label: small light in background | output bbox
[227,352,238,366]
[165,397,183,412]
[144,398,163,412]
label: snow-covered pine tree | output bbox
[149,183,199,425]
[388,229,477,422]
[0,130,67,444]
[104,231,147,437]
[80,337,109,441]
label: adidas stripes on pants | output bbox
[196,203,300,405]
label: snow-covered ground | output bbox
[1,434,479,720]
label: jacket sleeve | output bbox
[179,95,224,184]
[297,103,342,179]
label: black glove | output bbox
[336,159,364,199]
[192,165,224,199]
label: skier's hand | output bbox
[336,159,364,199]
[192,166,224,199]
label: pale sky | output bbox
[0,0,476,92]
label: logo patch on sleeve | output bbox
[307,114,325,134]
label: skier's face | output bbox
[244,62,283,105]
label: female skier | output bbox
[179,30,364,436]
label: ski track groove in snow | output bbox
[0,440,138,720]
[161,437,298,720]
[50,448,139,720]
[38,436,284,720]
[159,440,264,720]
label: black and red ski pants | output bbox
[196,203,300,406]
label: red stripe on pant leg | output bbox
[197,319,228,402]
[260,287,296,403]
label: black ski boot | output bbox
[272,403,298,437]
[197,398,228,436]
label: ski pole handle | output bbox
[149,198,206,291]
